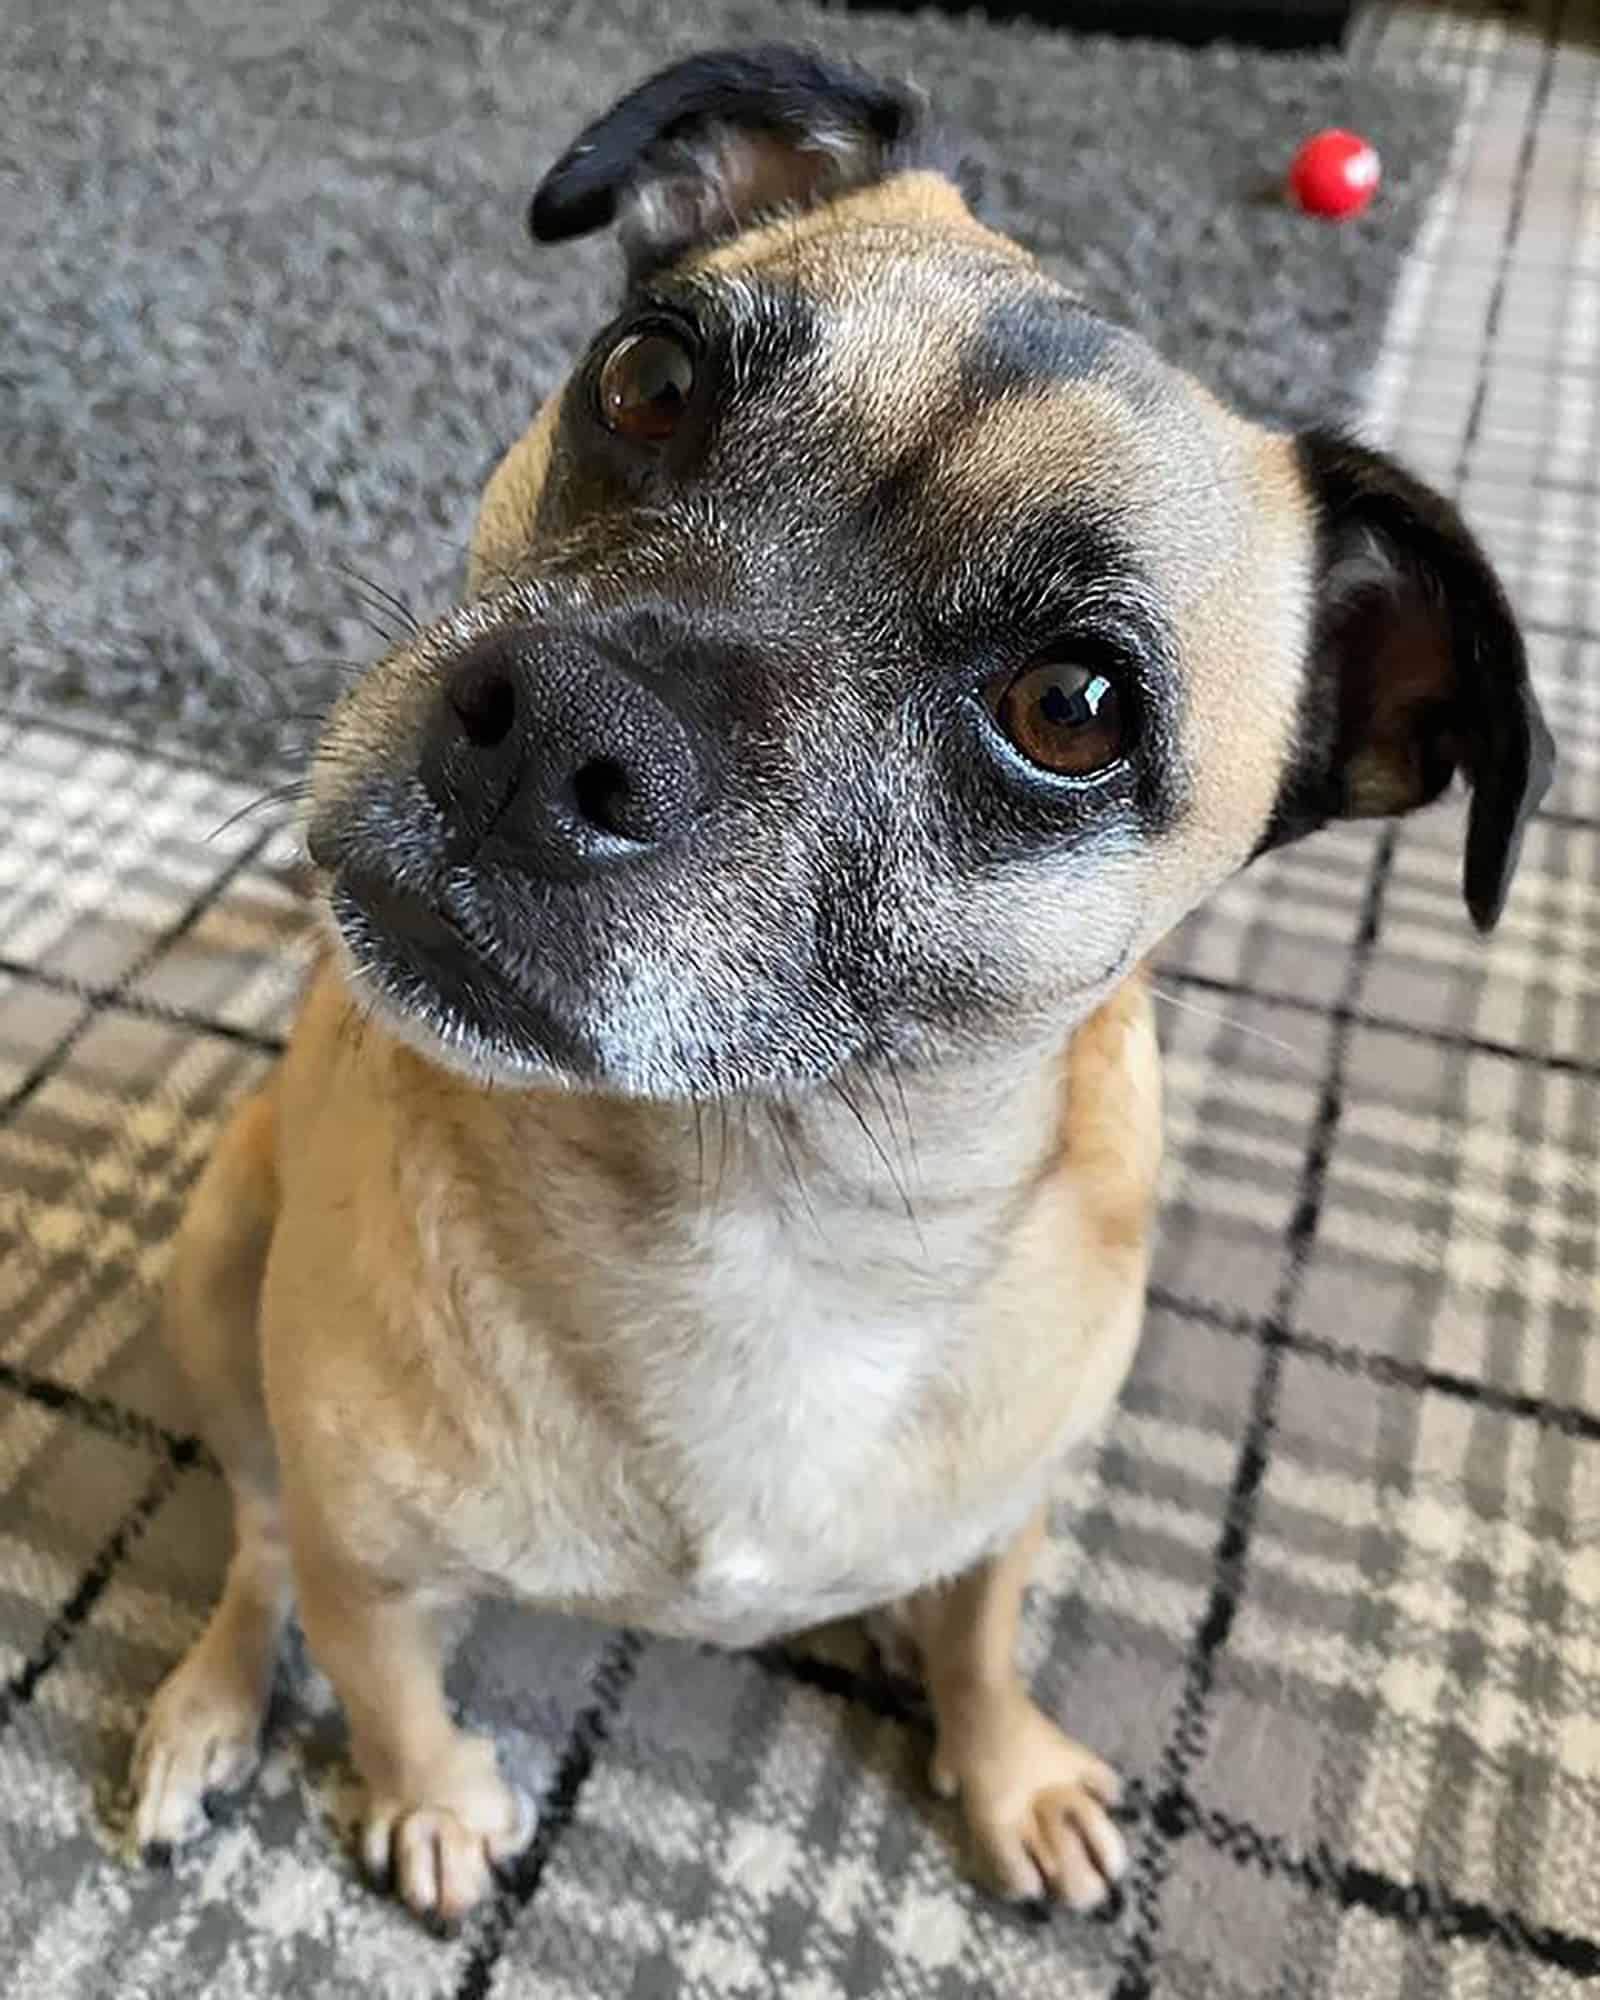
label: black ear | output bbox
[1263,432,1554,932]
[529,44,948,274]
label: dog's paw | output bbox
[931,1692,1126,1912]
[130,1654,267,1860]
[359,1735,529,1927]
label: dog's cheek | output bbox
[810,773,1120,1056]
[949,844,1147,1020]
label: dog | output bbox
[128,45,1552,1926]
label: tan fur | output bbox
[131,160,1292,1926]
[471,395,560,597]
[253,954,1158,1643]
[693,168,1019,270]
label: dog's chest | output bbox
[483,1193,1054,1639]
[610,1211,958,1573]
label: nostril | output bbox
[425,628,702,866]
[450,666,518,750]
[570,756,636,839]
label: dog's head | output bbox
[308,45,1553,1097]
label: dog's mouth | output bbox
[328,872,511,1013]
[324,872,588,1076]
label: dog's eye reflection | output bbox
[988,659,1128,777]
[597,328,696,442]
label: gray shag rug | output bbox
[0,0,1456,773]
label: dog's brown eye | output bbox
[596,330,696,442]
[990,659,1127,777]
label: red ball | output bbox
[1287,129,1381,220]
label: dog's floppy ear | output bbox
[1262,432,1554,931]
[529,44,943,274]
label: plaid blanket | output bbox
[3,2,1599,1996]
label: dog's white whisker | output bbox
[1145,980,1310,1065]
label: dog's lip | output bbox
[325,870,597,1074]
[328,871,520,1009]
[334,871,471,956]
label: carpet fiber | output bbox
[0,0,1455,771]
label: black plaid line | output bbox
[0,951,289,1057]
[1165,965,1600,1082]
[1185,1796,1600,1980]
[752,1642,927,1727]
[0,1355,208,1465]
[451,1630,643,2000]
[0,821,280,1127]
[0,1444,195,1744]
[1452,18,1568,487]
[1112,830,1396,2000]
[1113,10,1573,1986]
[1149,1286,1600,1449]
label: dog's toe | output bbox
[1023,1783,1127,1912]
[934,1692,1129,1915]
[359,1744,529,1928]
[130,1668,265,1861]
[366,1801,522,1926]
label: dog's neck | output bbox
[387,1022,1074,1277]
[663,1045,1068,1242]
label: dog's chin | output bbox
[318,876,864,1102]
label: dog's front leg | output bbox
[292,1541,527,1927]
[900,1508,1127,1911]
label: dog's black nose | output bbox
[420,628,704,871]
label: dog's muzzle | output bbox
[305,620,721,1074]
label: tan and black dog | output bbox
[129,46,1552,1925]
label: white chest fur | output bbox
[611,1197,983,1631]
[472,1090,1137,1643]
